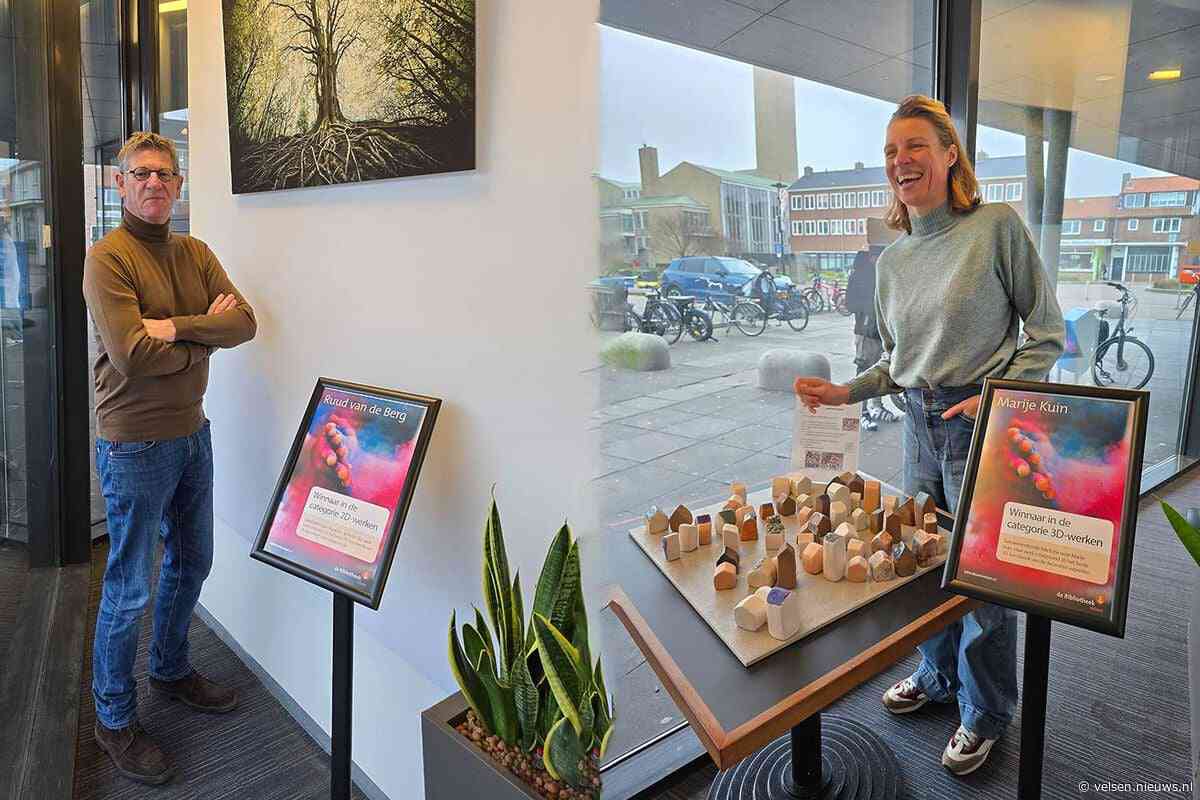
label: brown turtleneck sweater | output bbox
[83,210,257,442]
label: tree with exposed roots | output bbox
[226,0,474,191]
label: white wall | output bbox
[188,2,599,796]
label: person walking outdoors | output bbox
[794,95,1065,775]
[845,248,893,431]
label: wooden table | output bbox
[606,496,978,799]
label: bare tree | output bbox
[376,0,474,128]
[652,211,713,260]
[270,0,360,131]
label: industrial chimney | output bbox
[639,145,660,196]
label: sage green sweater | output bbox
[846,202,1065,403]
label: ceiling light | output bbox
[159,0,186,12]
[1095,74,1115,82]
[1148,68,1182,81]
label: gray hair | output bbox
[117,131,180,173]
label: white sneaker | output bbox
[941,724,996,775]
[881,675,929,714]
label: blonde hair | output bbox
[884,95,980,234]
[117,131,180,173]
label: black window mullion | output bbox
[29,0,91,567]
[934,0,981,162]
[140,0,158,131]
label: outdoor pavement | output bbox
[591,280,1196,766]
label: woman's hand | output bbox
[793,378,851,413]
[941,394,981,420]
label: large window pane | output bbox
[979,0,1200,471]
[592,2,933,764]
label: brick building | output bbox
[1059,176,1200,281]
[786,156,1027,273]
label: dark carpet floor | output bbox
[73,538,368,800]
[0,538,29,667]
[645,470,1199,800]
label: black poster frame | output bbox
[251,377,440,609]
[941,377,1149,637]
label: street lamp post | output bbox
[772,180,788,275]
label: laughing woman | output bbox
[794,95,1065,775]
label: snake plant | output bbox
[1163,500,1200,569]
[449,497,615,788]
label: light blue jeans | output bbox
[902,387,1018,741]
[92,420,214,730]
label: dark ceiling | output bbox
[600,0,1200,179]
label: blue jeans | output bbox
[902,387,1018,741]
[93,420,214,730]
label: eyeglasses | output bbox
[124,167,179,182]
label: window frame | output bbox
[1094,219,1106,232]
[1062,220,1081,235]
[1150,191,1187,208]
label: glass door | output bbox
[0,0,53,543]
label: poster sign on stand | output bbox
[940,379,1147,800]
[251,378,440,800]
[942,378,1147,637]
[252,378,440,609]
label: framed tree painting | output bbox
[221,0,475,193]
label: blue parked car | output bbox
[659,256,794,300]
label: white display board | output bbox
[628,483,948,667]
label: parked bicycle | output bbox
[1092,281,1154,390]
[766,289,810,331]
[665,295,714,342]
[800,275,850,316]
[625,289,683,344]
[1176,280,1199,320]
[700,293,768,337]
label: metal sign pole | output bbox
[1017,614,1051,800]
[331,593,354,800]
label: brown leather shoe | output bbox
[94,720,175,785]
[149,670,239,713]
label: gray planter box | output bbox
[422,693,541,800]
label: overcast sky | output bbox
[598,26,1166,198]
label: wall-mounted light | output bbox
[1095,74,1115,82]
[1148,68,1182,81]
[159,0,187,12]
